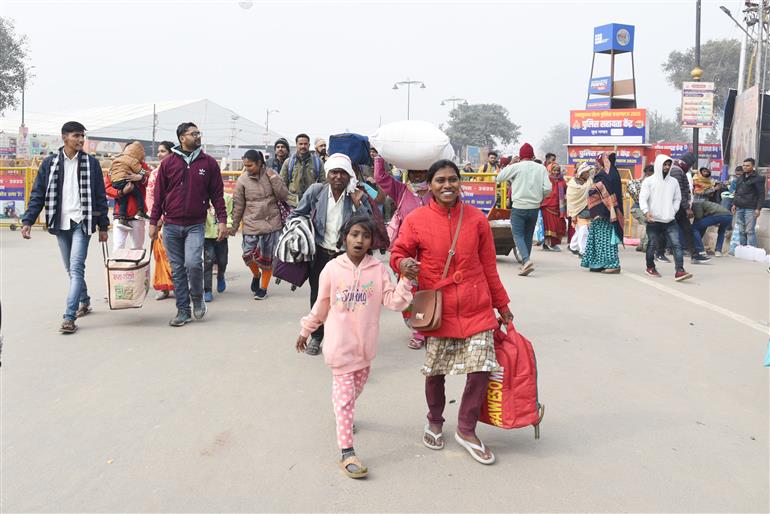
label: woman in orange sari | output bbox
[540,162,567,251]
[145,141,175,300]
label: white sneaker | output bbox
[714,251,723,257]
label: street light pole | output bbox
[720,5,756,93]
[407,83,411,120]
[20,65,35,128]
[441,97,468,111]
[21,76,25,127]
[265,108,279,153]
[692,0,702,165]
[756,0,767,161]
[392,78,426,120]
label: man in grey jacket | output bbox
[290,153,373,355]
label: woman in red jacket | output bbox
[390,159,513,465]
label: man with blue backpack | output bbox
[280,133,325,207]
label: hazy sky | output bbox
[2,0,743,154]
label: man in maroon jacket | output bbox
[149,122,227,326]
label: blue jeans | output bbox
[163,223,205,312]
[510,208,539,263]
[646,221,685,272]
[735,208,758,247]
[692,215,733,254]
[56,221,92,321]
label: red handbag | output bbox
[479,321,545,438]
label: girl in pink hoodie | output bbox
[296,214,413,479]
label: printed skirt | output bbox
[580,218,620,270]
[422,329,501,377]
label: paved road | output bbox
[1,228,768,512]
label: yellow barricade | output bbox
[0,167,40,228]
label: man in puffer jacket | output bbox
[732,157,766,247]
[669,152,710,262]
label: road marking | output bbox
[624,272,768,335]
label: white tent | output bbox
[0,98,284,151]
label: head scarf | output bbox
[566,162,594,217]
[325,153,357,193]
[546,162,567,217]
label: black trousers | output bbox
[203,238,228,292]
[308,246,340,340]
[674,207,695,254]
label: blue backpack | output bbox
[328,133,372,165]
[287,154,322,183]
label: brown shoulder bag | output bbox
[409,205,464,331]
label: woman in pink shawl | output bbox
[374,155,433,350]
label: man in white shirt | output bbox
[21,121,110,333]
[290,153,373,355]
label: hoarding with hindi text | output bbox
[569,109,647,145]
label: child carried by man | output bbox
[110,141,149,227]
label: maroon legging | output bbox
[425,372,489,434]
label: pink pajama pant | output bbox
[332,366,370,449]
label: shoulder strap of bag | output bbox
[312,154,321,179]
[287,155,297,182]
[440,204,464,280]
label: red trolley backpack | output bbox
[479,321,545,438]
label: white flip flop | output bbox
[423,424,444,450]
[454,432,495,465]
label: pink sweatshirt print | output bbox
[300,254,413,375]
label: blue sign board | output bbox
[461,182,496,211]
[586,98,612,110]
[588,76,611,95]
[593,23,635,54]
[569,109,647,145]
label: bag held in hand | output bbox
[103,243,151,310]
[479,321,545,438]
[409,205,463,331]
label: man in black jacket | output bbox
[670,152,710,262]
[20,121,110,334]
[266,138,290,173]
[732,157,766,246]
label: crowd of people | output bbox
[18,120,766,478]
[486,146,766,280]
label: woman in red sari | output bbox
[540,162,567,251]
